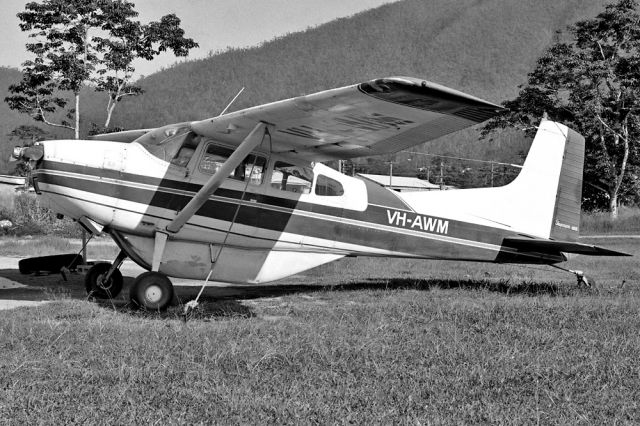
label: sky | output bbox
[0,0,393,77]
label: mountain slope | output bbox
[111,0,609,133]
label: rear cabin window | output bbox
[271,161,313,194]
[199,143,266,185]
[315,174,344,196]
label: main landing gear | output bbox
[129,271,174,310]
[84,251,126,299]
[84,250,175,310]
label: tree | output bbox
[6,0,198,139]
[482,0,640,218]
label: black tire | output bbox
[19,253,82,274]
[85,262,123,299]
[130,271,174,310]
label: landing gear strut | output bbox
[84,251,127,299]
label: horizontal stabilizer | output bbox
[503,237,631,257]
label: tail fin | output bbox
[398,119,586,240]
[505,119,584,240]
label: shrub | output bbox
[0,191,81,237]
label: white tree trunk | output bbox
[75,94,80,140]
[609,192,619,220]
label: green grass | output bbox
[1,287,639,423]
[0,236,639,423]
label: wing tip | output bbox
[359,76,505,122]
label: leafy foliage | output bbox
[5,0,198,138]
[483,0,640,215]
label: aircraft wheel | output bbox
[130,272,174,310]
[85,262,123,299]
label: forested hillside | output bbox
[3,0,611,176]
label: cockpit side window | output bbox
[199,142,266,185]
[315,174,344,196]
[272,161,314,194]
[170,133,200,167]
[136,124,200,167]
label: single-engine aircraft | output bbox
[13,77,629,310]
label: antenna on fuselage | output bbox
[218,87,245,116]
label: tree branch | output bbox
[35,96,75,131]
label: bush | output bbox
[1,191,82,237]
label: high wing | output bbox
[189,76,505,162]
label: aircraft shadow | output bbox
[187,277,573,301]
[0,268,581,321]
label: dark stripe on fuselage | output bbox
[35,161,534,259]
[39,188,356,255]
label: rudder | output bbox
[549,127,584,241]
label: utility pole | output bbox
[490,161,494,187]
[385,160,395,188]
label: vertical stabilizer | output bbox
[506,120,585,240]
[397,119,586,241]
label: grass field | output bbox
[0,235,639,423]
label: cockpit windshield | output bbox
[134,123,201,167]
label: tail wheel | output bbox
[130,271,174,310]
[85,262,123,299]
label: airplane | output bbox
[13,76,629,311]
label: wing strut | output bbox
[166,121,270,234]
